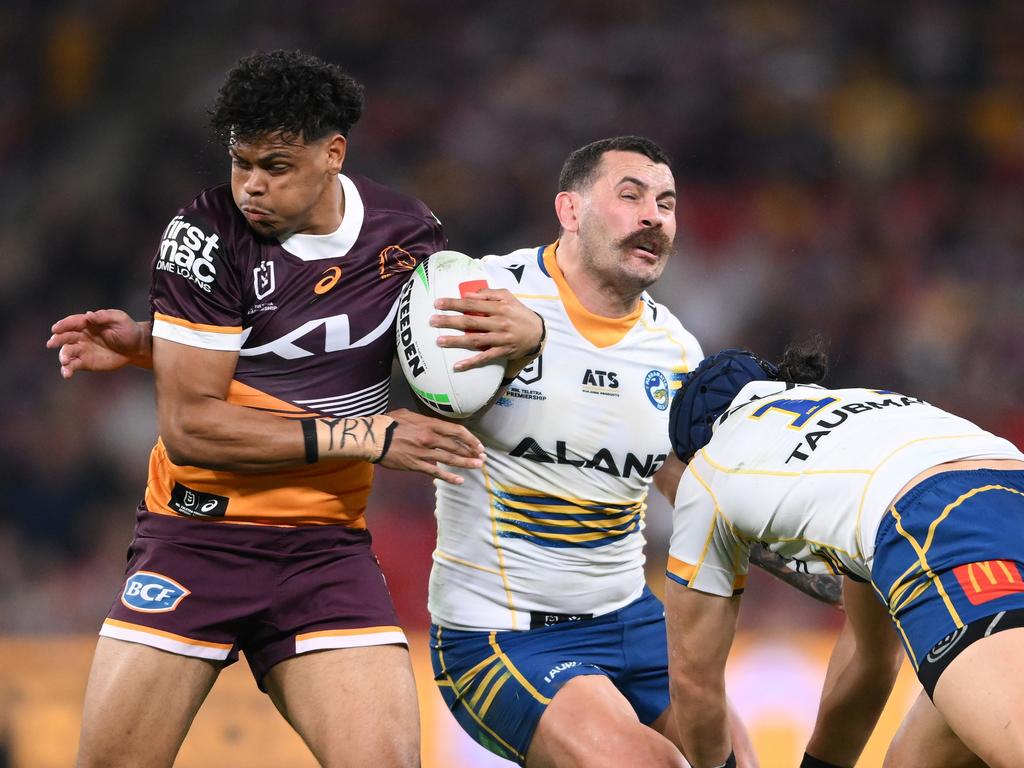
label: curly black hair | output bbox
[209,50,364,145]
[777,333,829,384]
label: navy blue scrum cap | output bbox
[669,349,779,461]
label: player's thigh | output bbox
[930,627,1024,768]
[526,675,685,768]
[77,636,221,768]
[263,644,419,768]
[883,689,983,768]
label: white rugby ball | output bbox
[396,250,506,418]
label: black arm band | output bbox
[800,753,847,768]
[710,751,736,768]
[301,419,318,464]
[370,420,398,464]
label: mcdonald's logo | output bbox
[953,559,1024,606]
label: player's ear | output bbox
[554,191,581,234]
[325,134,347,175]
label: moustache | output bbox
[617,228,672,257]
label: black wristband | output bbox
[524,312,546,357]
[502,313,546,388]
[800,753,847,768]
[709,751,736,768]
[370,420,398,464]
[301,419,318,464]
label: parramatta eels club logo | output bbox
[645,370,670,410]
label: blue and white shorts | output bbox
[430,587,670,764]
[871,468,1024,697]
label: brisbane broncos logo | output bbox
[379,245,417,280]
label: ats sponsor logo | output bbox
[582,369,619,397]
[168,483,228,518]
[644,370,669,410]
[156,215,220,293]
[121,571,190,613]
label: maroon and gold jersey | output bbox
[144,173,444,527]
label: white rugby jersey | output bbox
[429,243,703,631]
[668,380,1024,596]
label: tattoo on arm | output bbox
[750,544,844,608]
[316,415,394,462]
[320,417,344,450]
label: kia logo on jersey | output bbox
[120,571,191,613]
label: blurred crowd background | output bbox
[3,0,1024,643]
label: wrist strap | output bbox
[301,419,318,464]
[801,753,847,768]
[524,312,546,357]
[711,751,736,768]
[503,313,546,386]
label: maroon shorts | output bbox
[100,507,406,688]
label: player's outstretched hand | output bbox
[432,289,544,372]
[378,408,485,484]
[46,309,151,379]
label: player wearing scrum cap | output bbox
[664,339,1024,768]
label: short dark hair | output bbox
[558,136,672,193]
[210,50,364,146]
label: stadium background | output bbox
[2,1,1023,765]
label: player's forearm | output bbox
[160,399,393,472]
[804,622,901,765]
[130,320,154,368]
[671,676,732,768]
[749,544,843,608]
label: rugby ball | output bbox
[396,250,506,418]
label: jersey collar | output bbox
[278,174,365,261]
[542,241,644,349]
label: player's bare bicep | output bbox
[153,338,239,406]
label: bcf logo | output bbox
[121,571,191,613]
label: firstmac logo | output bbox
[156,215,220,293]
[120,571,191,613]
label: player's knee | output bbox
[77,746,170,768]
[320,734,418,768]
[575,725,685,768]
